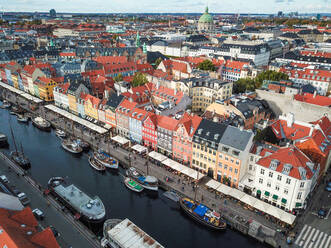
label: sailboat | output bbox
[9,125,30,169]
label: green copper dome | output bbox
[198,6,213,23]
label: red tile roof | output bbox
[156,115,179,131]
[177,113,202,137]
[117,99,138,116]
[22,65,36,76]
[93,56,127,65]
[59,52,76,57]
[129,108,147,121]
[294,93,331,107]
[84,94,100,106]
[30,227,60,248]
[257,147,314,180]
[271,119,312,141]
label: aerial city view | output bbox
[0,1,330,248]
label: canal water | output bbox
[0,105,265,248]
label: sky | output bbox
[1,0,330,14]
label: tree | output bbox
[254,127,278,144]
[132,72,148,87]
[233,70,289,94]
[197,60,216,71]
[154,57,163,69]
[114,73,123,82]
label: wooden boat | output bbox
[1,101,11,109]
[179,197,226,230]
[88,156,106,171]
[126,167,158,191]
[74,139,89,151]
[32,117,51,131]
[124,177,144,193]
[61,140,83,154]
[94,150,118,169]
[55,129,66,138]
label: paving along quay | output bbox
[1,83,331,248]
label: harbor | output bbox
[0,87,269,247]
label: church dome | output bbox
[198,7,213,24]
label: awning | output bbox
[45,104,108,134]
[131,144,148,154]
[0,82,43,103]
[111,135,130,145]
[148,151,167,162]
[264,191,270,197]
[295,202,302,207]
[161,158,203,180]
[281,198,287,204]
[273,195,278,200]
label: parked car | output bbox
[32,208,45,220]
[326,186,331,192]
[0,175,9,183]
[17,192,30,206]
[318,208,326,219]
[50,225,60,237]
[327,182,331,187]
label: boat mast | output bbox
[9,121,18,153]
[20,142,24,156]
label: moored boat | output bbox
[88,156,106,171]
[55,129,66,138]
[124,177,144,193]
[32,117,51,131]
[179,197,226,230]
[48,177,106,222]
[10,151,30,169]
[74,139,90,151]
[1,101,11,109]
[126,167,158,191]
[61,139,83,154]
[16,114,29,123]
[102,218,164,248]
[0,133,8,147]
[94,150,118,169]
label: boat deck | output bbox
[54,184,104,218]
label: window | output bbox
[224,164,228,170]
[297,192,302,200]
[275,186,280,191]
[300,182,305,188]
[218,162,222,168]
[234,169,238,174]
[267,182,271,187]
[229,167,233,172]
[259,178,263,184]
[284,189,288,194]
[277,175,282,181]
[286,178,291,184]
[269,172,273,178]
[260,169,265,175]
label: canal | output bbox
[0,105,265,248]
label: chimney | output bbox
[313,90,317,98]
[286,112,295,128]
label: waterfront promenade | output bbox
[0,152,101,248]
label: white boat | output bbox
[17,114,29,123]
[0,133,8,147]
[55,129,66,138]
[32,117,51,131]
[88,156,106,171]
[124,177,144,193]
[94,150,118,169]
[61,140,83,154]
[1,101,11,109]
[126,167,158,191]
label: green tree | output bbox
[114,73,123,82]
[132,72,148,87]
[254,127,278,144]
[197,60,216,71]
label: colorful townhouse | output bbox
[77,92,86,118]
[142,113,158,150]
[191,119,227,177]
[4,62,21,87]
[172,113,202,165]
[67,81,90,115]
[53,83,70,110]
[129,108,148,144]
[34,77,57,101]
[98,99,108,124]
[21,65,46,95]
[252,146,319,211]
[116,99,137,138]
[104,92,124,128]
[216,126,254,187]
[83,94,100,120]
[156,115,179,156]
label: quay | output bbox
[0,83,294,248]
[0,152,101,248]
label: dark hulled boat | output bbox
[10,151,30,169]
[179,197,226,230]
[0,133,8,147]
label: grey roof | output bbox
[0,192,24,211]
[219,126,253,151]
